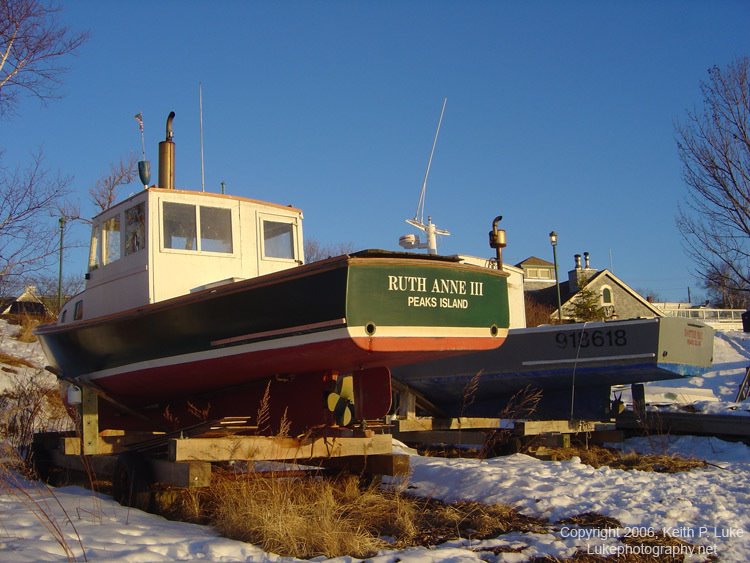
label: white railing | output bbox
[661,308,745,330]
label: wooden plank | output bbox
[151,459,212,488]
[391,380,448,418]
[513,420,601,436]
[50,449,211,488]
[317,454,410,476]
[394,429,488,446]
[81,387,99,455]
[588,430,625,444]
[50,449,117,478]
[617,411,750,437]
[397,418,609,434]
[397,417,503,432]
[169,433,393,462]
[62,431,168,456]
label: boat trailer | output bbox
[32,386,408,511]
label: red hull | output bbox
[90,333,507,433]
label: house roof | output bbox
[526,268,665,318]
[515,256,554,268]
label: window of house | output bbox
[527,268,538,278]
[601,286,613,304]
[163,202,197,250]
[539,268,552,279]
[125,202,146,255]
[200,206,233,253]
[102,216,121,264]
[263,220,295,259]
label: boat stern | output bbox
[344,253,509,355]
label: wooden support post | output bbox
[399,390,417,419]
[81,386,99,455]
[632,383,646,422]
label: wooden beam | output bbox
[513,420,604,436]
[394,429,489,446]
[396,417,504,432]
[151,459,212,488]
[81,387,99,455]
[391,380,448,418]
[62,431,168,456]
[317,454,410,476]
[168,433,393,462]
[617,411,750,438]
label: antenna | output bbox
[399,98,450,255]
[199,82,206,192]
[414,97,447,225]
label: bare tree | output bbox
[89,154,138,212]
[0,150,70,294]
[703,263,750,309]
[304,239,355,263]
[24,272,83,314]
[0,0,88,117]
[676,57,750,297]
[0,1,85,294]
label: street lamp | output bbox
[58,216,66,311]
[549,231,562,323]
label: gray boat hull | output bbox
[392,317,715,420]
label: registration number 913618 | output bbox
[555,329,627,349]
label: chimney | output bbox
[158,111,176,190]
[569,254,582,292]
[584,251,590,269]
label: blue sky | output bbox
[4,0,749,302]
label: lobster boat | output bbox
[391,316,715,421]
[35,113,510,435]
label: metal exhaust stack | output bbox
[158,111,176,189]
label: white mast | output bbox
[199,82,205,192]
[399,98,450,255]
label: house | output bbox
[1,286,50,317]
[519,252,664,324]
[515,256,556,292]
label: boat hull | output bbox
[391,317,715,421]
[36,251,509,432]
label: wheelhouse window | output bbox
[88,227,101,271]
[200,206,233,253]
[163,202,197,250]
[125,202,145,255]
[163,202,233,253]
[263,220,295,259]
[102,216,121,264]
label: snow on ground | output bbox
[0,325,749,561]
[0,319,52,393]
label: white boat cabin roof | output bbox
[60,188,304,323]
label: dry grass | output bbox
[14,315,41,343]
[155,471,548,559]
[543,445,707,473]
[0,369,72,461]
[0,352,37,369]
[155,469,708,561]
[3,313,48,343]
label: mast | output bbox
[399,98,450,255]
[199,82,206,192]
